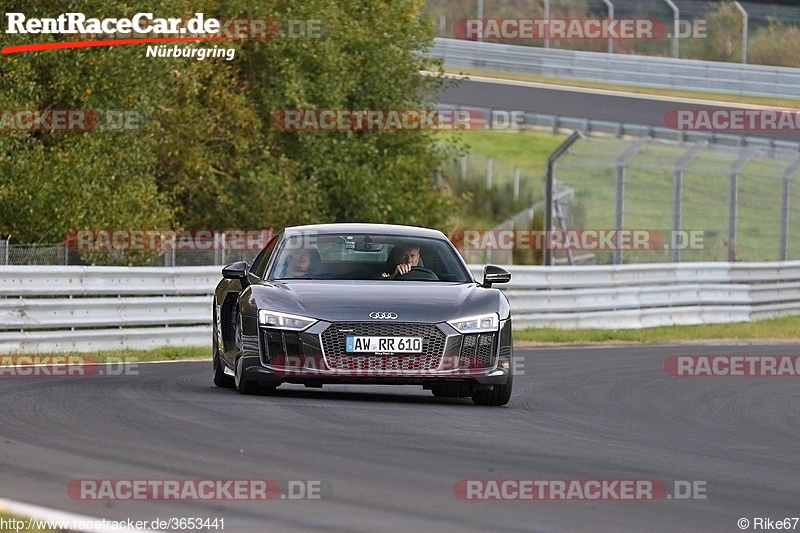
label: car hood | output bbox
[250,280,507,323]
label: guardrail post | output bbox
[672,142,706,262]
[780,158,800,261]
[545,131,582,266]
[728,149,753,262]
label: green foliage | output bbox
[749,18,800,67]
[0,0,453,245]
[684,2,743,62]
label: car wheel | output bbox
[235,353,261,395]
[212,306,235,388]
[471,376,513,406]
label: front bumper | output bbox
[239,317,513,387]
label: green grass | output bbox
[1,345,209,363]
[438,129,568,178]
[516,315,800,344]
[444,67,800,109]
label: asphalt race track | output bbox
[2,344,799,532]
[438,78,800,142]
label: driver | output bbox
[382,243,420,279]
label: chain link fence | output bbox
[551,136,800,264]
[425,0,800,63]
[0,238,256,267]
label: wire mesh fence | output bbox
[0,240,257,267]
[4,135,798,267]
[425,0,800,62]
[551,136,800,264]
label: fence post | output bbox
[545,131,582,266]
[733,1,748,64]
[672,142,706,262]
[461,153,468,182]
[477,0,483,41]
[663,0,680,58]
[780,159,800,261]
[614,137,649,265]
[513,166,520,201]
[486,156,493,189]
[601,0,614,54]
[728,149,753,262]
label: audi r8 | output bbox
[212,223,513,405]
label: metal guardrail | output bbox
[479,262,800,329]
[0,266,218,353]
[435,103,800,153]
[431,38,800,99]
[2,263,800,353]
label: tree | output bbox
[0,0,454,247]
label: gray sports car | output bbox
[212,223,513,405]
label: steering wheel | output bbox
[396,266,439,281]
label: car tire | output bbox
[471,376,513,406]
[235,354,260,395]
[233,314,260,395]
[212,308,235,388]
[213,353,235,388]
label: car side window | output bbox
[251,235,279,278]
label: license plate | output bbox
[346,336,422,353]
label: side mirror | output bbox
[222,261,249,281]
[483,265,511,288]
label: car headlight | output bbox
[258,310,317,331]
[447,313,499,333]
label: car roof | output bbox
[283,223,448,240]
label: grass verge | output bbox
[1,345,209,363]
[516,315,800,345]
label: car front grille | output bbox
[458,333,496,369]
[320,322,446,371]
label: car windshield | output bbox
[269,233,472,282]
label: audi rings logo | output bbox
[369,312,398,320]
